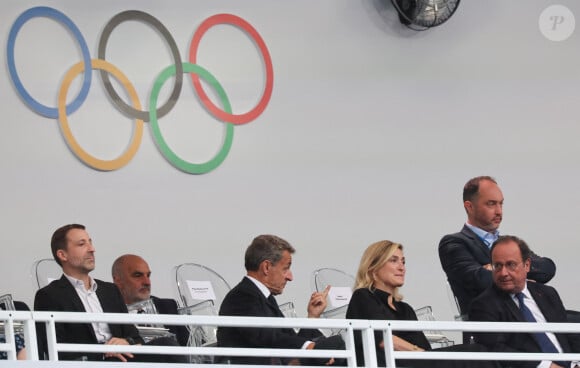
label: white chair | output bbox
[31,258,61,289]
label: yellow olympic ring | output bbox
[58,59,144,171]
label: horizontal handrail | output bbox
[2,310,580,367]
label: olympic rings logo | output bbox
[7,7,273,174]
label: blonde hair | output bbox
[354,240,404,301]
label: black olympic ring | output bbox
[97,10,184,122]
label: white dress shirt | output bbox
[64,274,112,343]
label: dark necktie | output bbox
[515,293,559,353]
[267,295,284,317]
[266,294,284,364]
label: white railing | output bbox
[2,310,580,367]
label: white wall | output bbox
[1,0,579,328]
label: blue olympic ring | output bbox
[7,6,92,118]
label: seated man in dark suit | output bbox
[112,254,189,346]
[469,235,580,368]
[439,176,556,318]
[217,234,343,365]
[34,224,184,362]
[34,224,143,361]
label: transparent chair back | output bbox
[31,258,61,289]
[126,298,165,331]
[278,301,297,319]
[311,268,354,335]
[174,263,231,310]
[0,294,23,337]
[178,300,218,364]
[311,268,354,316]
[174,263,230,364]
[277,301,299,333]
[446,280,466,321]
[0,294,15,311]
[414,305,454,348]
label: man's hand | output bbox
[103,337,136,362]
[307,285,330,318]
[306,341,335,365]
[549,363,565,368]
[483,263,492,271]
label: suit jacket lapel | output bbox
[527,283,572,352]
[95,280,113,313]
[57,274,99,342]
[528,284,554,322]
[242,277,283,318]
[266,295,284,317]
[57,275,87,313]
[505,293,525,322]
[492,285,525,322]
[461,225,491,262]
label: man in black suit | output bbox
[217,234,343,365]
[112,254,189,346]
[34,224,143,361]
[469,235,580,368]
[34,224,185,363]
[439,176,555,317]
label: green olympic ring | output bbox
[149,62,234,174]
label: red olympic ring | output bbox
[189,13,274,125]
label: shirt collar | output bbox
[245,275,271,299]
[64,273,97,292]
[510,284,532,308]
[511,283,531,299]
[465,222,499,247]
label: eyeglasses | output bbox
[491,261,522,272]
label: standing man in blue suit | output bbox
[439,176,556,317]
